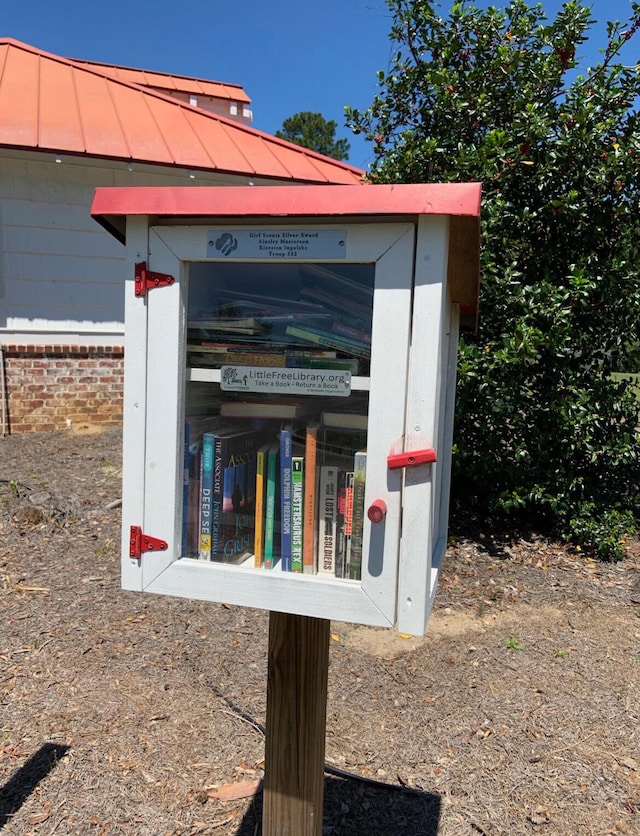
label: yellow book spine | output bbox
[253,446,267,567]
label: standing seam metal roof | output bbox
[0,38,364,185]
[67,58,252,104]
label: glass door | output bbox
[137,221,415,628]
[183,260,373,578]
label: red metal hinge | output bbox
[134,261,175,297]
[129,525,168,560]
[387,448,437,470]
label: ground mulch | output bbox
[1,425,639,835]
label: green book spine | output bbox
[291,457,304,572]
[199,431,216,560]
[263,442,279,569]
[349,451,367,580]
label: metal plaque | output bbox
[207,229,347,260]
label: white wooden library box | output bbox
[91,183,480,636]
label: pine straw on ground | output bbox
[1,425,639,836]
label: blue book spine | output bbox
[279,427,293,572]
[199,431,216,560]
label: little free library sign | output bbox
[220,365,352,396]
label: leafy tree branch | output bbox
[347,0,640,559]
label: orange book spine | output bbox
[302,424,318,573]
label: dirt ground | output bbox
[1,425,639,836]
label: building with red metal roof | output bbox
[0,38,363,183]
[0,37,365,433]
[68,56,254,124]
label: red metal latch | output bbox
[387,448,437,469]
[134,261,175,297]
[129,525,168,560]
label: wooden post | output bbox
[262,611,330,836]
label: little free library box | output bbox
[91,183,481,637]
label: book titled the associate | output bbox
[220,365,351,396]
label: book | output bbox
[199,431,217,560]
[285,324,371,359]
[317,465,339,575]
[220,401,312,420]
[291,456,304,572]
[187,345,343,369]
[288,355,360,374]
[298,286,372,322]
[189,341,336,359]
[279,426,293,572]
[220,435,260,563]
[204,427,268,562]
[188,317,270,335]
[263,442,280,569]
[212,288,327,316]
[184,416,220,558]
[188,347,292,368]
[215,311,331,328]
[187,438,202,557]
[303,425,318,574]
[182,422,191,555]
[319,429,367,469]
[335,471,351,579]
[341,471,355,579]
[253,442,271,568]
[331,322,372,345]
[184,418,213,556]
[321,411,368,431]
[350,451,367,580]
[300,263,375,305]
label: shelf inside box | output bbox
[181,415,368,579]
[176,554,361,581]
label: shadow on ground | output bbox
[0,742,70,828]
[236,775,441,835]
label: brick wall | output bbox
[1,345,124,434]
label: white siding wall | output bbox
[0,154,233,345]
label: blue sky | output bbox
[2,0,637,172]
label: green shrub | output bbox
[347,0,640,557]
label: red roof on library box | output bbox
[91,182,482,328]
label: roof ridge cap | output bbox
[68,56,248,93]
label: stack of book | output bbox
[183,264,374,575]
[187,264,373,375]
[182,418,367,579]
